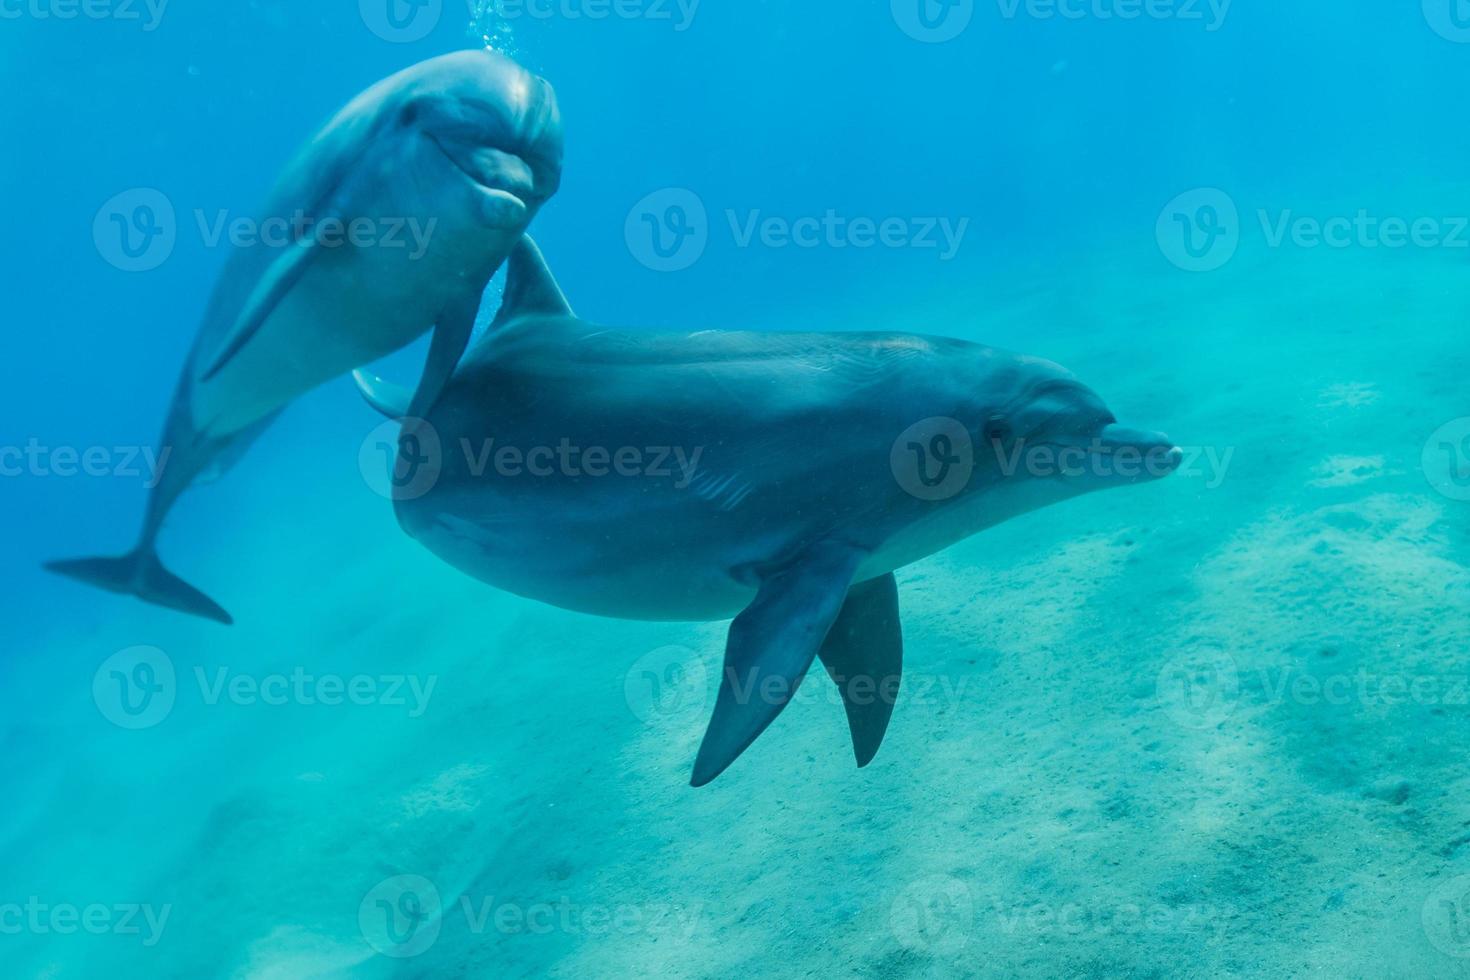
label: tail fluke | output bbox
[44,550,233,625]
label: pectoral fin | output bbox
[817,573,903,768]
[199,232,327,383]
[354,370,412,419]
[691,542,863,787]
[407,291,479,419]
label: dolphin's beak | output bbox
[1095,424,1183,481]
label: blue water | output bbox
[4,3,1470,977]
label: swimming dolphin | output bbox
[47,50,563,624]
[355,239,1182,786]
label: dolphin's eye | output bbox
[400,100,422,125]
[982,414,1013,446]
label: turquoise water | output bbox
[4,4,1470,977]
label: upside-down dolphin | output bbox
[47,50,563,624]
[356,239,1182,786]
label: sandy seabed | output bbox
[7,242,1470,979]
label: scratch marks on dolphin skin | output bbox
[804,339,934,389]
[686,470,756,512]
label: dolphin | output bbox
[355,239,1182,786]
[47,50,563,624]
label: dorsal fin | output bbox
[492,235,574,328]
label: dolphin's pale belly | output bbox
[420,521,762,621]
[188,232,486,439]
[409,480,789,621]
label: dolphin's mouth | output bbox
[428,133,535,219]
[1030,424,1181,484]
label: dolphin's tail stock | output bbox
[44,548,233,625]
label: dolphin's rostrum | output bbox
[357,239,1183,786]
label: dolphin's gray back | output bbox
[409,317,992,614]
[457,315,978,417]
